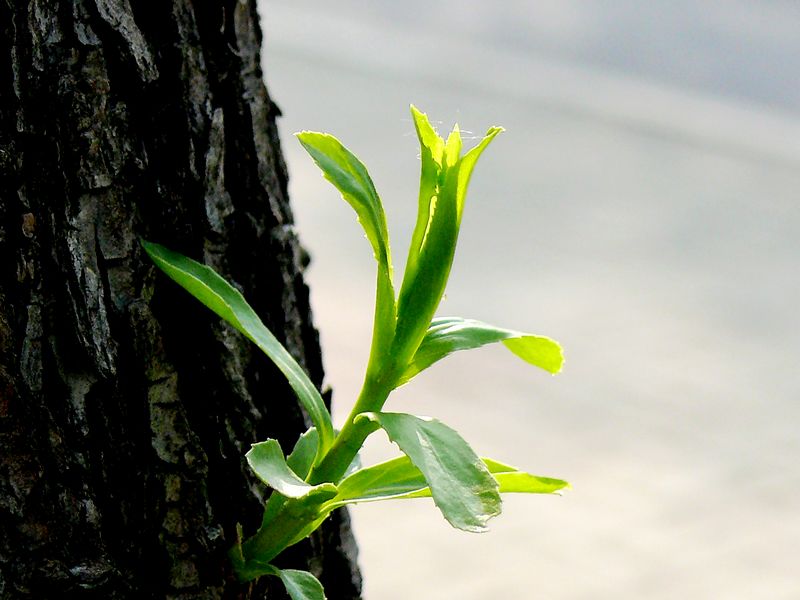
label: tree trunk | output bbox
[0,1,362,598]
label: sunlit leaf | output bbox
[333,455,428,503]
[295,132,391,274]
[356,412,501,532]
[393,108,502,369]
[404,105,444,280]
[295,132,397,374]
[456,125,503,224]
[406,457,569,497]
[398,317,563,385]
[332,455,568,506]
[141,241,334,461]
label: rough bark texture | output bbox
[0,1,362,598]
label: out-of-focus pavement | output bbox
[256,2,800,598]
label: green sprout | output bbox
[143,106,567,600]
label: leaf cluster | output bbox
[143,106,566,600]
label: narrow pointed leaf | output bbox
[333,455,428,503]
[394,111,502,367]
[405,105,444,280]
[490,471,569,494]
[332,455,568,506]
[393,158,460,364]
[444,125,462,171]
[404,458,569,497]
[142,241,334,460]
[295,132,391,274]
[356,412,501,532]
[456,125,503,223]
[246,440,337,500]
[503,336,564,374]
[398,317,563,385]
[295,132,396,374]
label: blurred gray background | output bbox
[256,2,800,598]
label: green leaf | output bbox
[141,241,335,462]
[392,108,502,369]
[333,455,429,504]
[356,412,501,532]
[404,105,444,281]
[287,428,320,480]
[456,125,503,225]
[295,131,391,276]
[250,565,327,600]
[490,471,569,495]
[246,440,337,500]
[295,132,397,375]
[407,458,570,497]
[398,317,564,385]
[332,455,568,506]
[278,568,327,600]
[503,336,564,374]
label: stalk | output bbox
[239,376,393,572]
[308,374,393,485]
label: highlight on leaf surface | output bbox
[398,317,564,386]
[392,106,505,368]
[295,130,397,377]
[331,455,568,507]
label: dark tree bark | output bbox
[0,1,362,598]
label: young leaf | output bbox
[252,565,327,600]
[355,412,501,532]
[456,125,504,224]
[256,430,321,532]
[398,316,564,385]
[331,455,568,506]
[392,108,503,368]
[246,440,337,500]
[333,455,429,504]
[295,132,397,374]
[295,132,391,274]
[287,428,320,480]
[278,568,328,600]
[404,105,444,280]
[489,471,569,495]
[405,458,570,497]
[141,241,334,461]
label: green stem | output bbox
[240,503,308,565]
[308,375,392,484]
[238,371,397,573]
